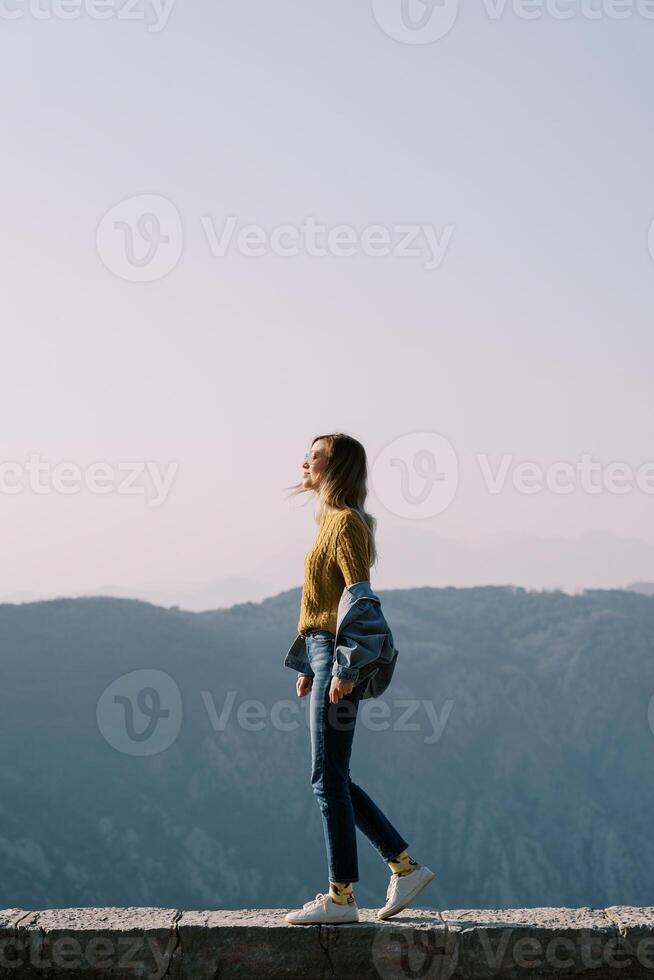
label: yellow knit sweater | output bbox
[297,508,371,636]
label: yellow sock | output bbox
[387,849,419,876]
[328,880,354,905]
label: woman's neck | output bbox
[321,503,349,515]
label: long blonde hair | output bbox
[286,432,378,567]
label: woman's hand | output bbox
[296,675,313,698]
[329,676,354,703]
[296,675,355,701]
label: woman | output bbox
[284,432,435,925]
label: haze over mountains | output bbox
[1,585,653,913]
[3,528,654,610]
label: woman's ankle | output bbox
[328,880,354,905]
[387,850,419,876]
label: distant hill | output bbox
[5,529,654,607]
[1,586,653,912]
[626,581,654,596]
[0,575,272,611]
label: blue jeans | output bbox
[305,629,408,884]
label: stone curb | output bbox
[0,906,652,979]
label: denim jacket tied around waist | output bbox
[283,580,399,700]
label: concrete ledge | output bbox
[0,906,653,979]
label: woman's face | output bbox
[302,439,329,491]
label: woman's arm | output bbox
[335,512,370,585]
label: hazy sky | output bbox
[1,0,653,603]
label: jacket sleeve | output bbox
[335,513,371,586]
[331,599,386,683]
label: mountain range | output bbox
[1,585,653,912]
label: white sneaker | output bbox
[376,864,435,920]
[285,892,359,925]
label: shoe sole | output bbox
[284,909,359,926]
[285,913,359,925]
[376,868,436,920]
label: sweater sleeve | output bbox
[335,513,371,586]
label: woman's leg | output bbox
[308,633,362,884]
[348,777,409,863]
[307,631,409,880]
